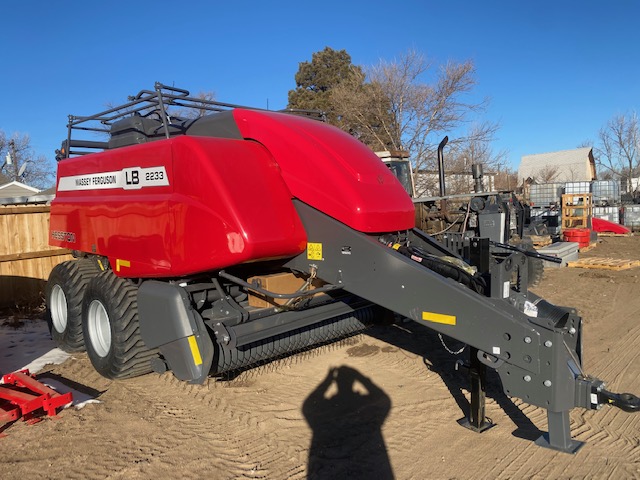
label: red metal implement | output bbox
[0,370,73,432]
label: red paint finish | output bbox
[51,110,415,277]
[50,136,307,277]
[233,109,415,233]
[0,370,73,421]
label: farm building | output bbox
[518,147,596,184]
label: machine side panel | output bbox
[232,109,415,233]
[50,141,175,275]
[167,136,307,276]
[50,136,307,276]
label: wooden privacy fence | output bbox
[0,205,73,309]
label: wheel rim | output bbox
[50,284,68,333]
[87,299,111,358]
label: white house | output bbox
[0,181,40,199]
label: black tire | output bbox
[82,271,157,379]
[528,257,544,287]
[45,259,99,352]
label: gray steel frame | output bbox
[283,200,604,452]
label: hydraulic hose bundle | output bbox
[378,235,486,294]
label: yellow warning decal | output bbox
[115,259,130,272]
[187,335,203,366]
[307,242,323,260]
[422,311,457,326]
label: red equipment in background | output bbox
[563,228,591,248]
[0,370,72,434]
[591,217,631,235]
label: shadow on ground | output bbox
[303,365,393,479]
[366,322,542,442]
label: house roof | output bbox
[518,147,596,183]
[0,181,40,194]
[39,186,56,196]
[0,181,41,201]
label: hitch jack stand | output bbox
[458,347,495,433]
[535,410,584,454]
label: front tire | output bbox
[82,271,157,379]
[45,259,99,352]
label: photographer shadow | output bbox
[303,365,394,480]
[366,322,542,442]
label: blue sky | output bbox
[2,0,639,176]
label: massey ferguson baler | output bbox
[47,83,638,453]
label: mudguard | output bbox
[137,281,214,384]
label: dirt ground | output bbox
[1,236,639,479]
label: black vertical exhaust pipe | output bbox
[472,163,484,193]
[437,136,449,197]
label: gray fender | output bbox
[138,281,214,384]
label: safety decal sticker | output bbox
[422,311,457,326]
[307,242,323,261]
[57,166,169,191]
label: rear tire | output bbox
[45,259,99,352]
[82,271,157,379]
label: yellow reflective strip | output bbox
[116,259,130,272]
[422,311,457,325]
[187,335,203,366]
[392,243,401,250]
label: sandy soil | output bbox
[1,236,639,479]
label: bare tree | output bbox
[0,130,55,189]
[594,112,639,193]
[439,123,509,194]
[179,91,217,119]
[330,50,498,196]
[448,123,507,168]
[493,168,518,191]
[330,69,395,150]
[532,164,561,183]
